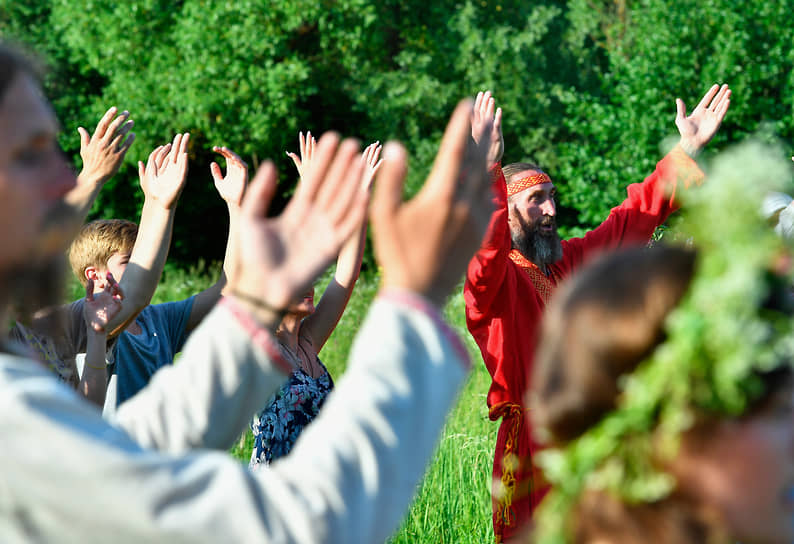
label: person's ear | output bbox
[506,204,517,227]
[84,266,101,284]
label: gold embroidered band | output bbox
[507,172,552,197]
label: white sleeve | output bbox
[0,292,469,544]
[112,297,292,453]
[258,292,471,543]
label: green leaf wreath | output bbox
[533,141,794,543]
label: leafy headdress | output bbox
[533,142,794,543]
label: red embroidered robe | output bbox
[463,147,702,542]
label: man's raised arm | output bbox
[465,90,512,314]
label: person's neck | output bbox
[125,320,142,335]
[275,314,302,351]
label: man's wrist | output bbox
[678,138,701,158]
[223,288,286,329]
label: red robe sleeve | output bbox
[550,145,704,279]
[464,163,511,316]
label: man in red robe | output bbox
[463,87,731,542]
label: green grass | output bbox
[70,262,496,542]
[389,364,495,543]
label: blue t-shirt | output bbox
[112,297,195,406]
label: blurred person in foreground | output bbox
[464,86,731,542]
[0,41,493,543]
[529,142,794,544]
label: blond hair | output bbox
[68,219,138,287]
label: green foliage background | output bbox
[4,0,792,263]
[13,3,794,540]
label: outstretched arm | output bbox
[374,100,493,306]
[65,107,135,222]
[560,86,726,267]
[675,83,731,157]
[78,273,123,406]
[303,142,382,350]
[183,146,249,332]
[105,134,190,335]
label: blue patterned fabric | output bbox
[249,364,333,467]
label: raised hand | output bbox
[83,272,124,333]
[286,131,316,180]
[137,133,190,210]
[675,84,731,156]
[360,141,383,190]
[211,146,248,208]
[228,133,369,326]
[372,100,493,307]
[77,106,136,185]
[472,90,503,167]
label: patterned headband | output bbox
[507,172,552,197]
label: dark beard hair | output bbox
[6,254,67,326]
[3,197,78,339]
[511,214,563,269]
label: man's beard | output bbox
[35,198,82,259]
[5,254,67,325]
[511,215,563,269]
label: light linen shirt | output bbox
[0,291,469,543]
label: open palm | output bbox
[286,131,316,180]
[372,100,493,306]
[84,274,124,333]
[676,84,731,155]
[211,146,248,207]
[138,133,190,209]
[472,90,503,167]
